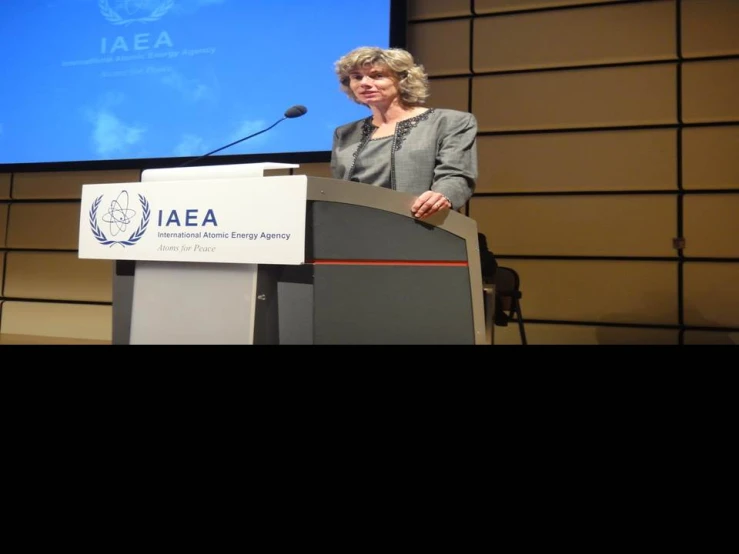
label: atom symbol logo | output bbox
[89,191,151,247]
[101,190,137,237]
[99,0,174,26]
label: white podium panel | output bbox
[129,261,258,345]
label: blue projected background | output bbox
[0,0,396,167]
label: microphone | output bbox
[178,105,308,167]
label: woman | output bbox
[331,46,478,220]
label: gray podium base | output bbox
[129,261,258,345]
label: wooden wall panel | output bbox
[0,204,7,248]
[501,259,678,324]
[12,169,141,200]
[473,1,675,72]
[471,195,676,257]
[6,203,81,250]
[682,0,739,58]
[408,0,472,20]
[503,322,678,345]
[294,163,333,178]
[472,64,677,131]
[683,263,739,328]
[0,253,5,295]
[263,168,293,176]
[682,59,739,123]
[475,0,629,13]
[476,129,676,193]
[684,330,739,345]
[490,322,526,345]
[0,332,111,345]
[4,252,113,302]
[0,301,112,341]
[682,126,739,190]
[683,195,739,258]
[407,20,471,76]
[0,174,10,199]
[428,78,470,112]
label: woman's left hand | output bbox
[411,191,451,219]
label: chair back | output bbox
[494,267,520,313]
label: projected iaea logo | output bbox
[99,0,174,26]
[89,191,151,247]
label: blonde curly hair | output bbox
[334,46,430,107]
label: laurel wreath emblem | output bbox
[99,0,175,26]
[90,193,151,247]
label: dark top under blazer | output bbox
[330,108,478,210]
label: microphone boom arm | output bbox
[178,116,287,167]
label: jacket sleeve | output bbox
[431,112,478,210]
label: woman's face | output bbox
[348,64,400,107]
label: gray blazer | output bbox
[330,108,478,210]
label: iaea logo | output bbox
[89,190,151,247]
[99,0,175,26]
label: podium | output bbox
[79,163,486,344]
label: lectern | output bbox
[79,163,486,344]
